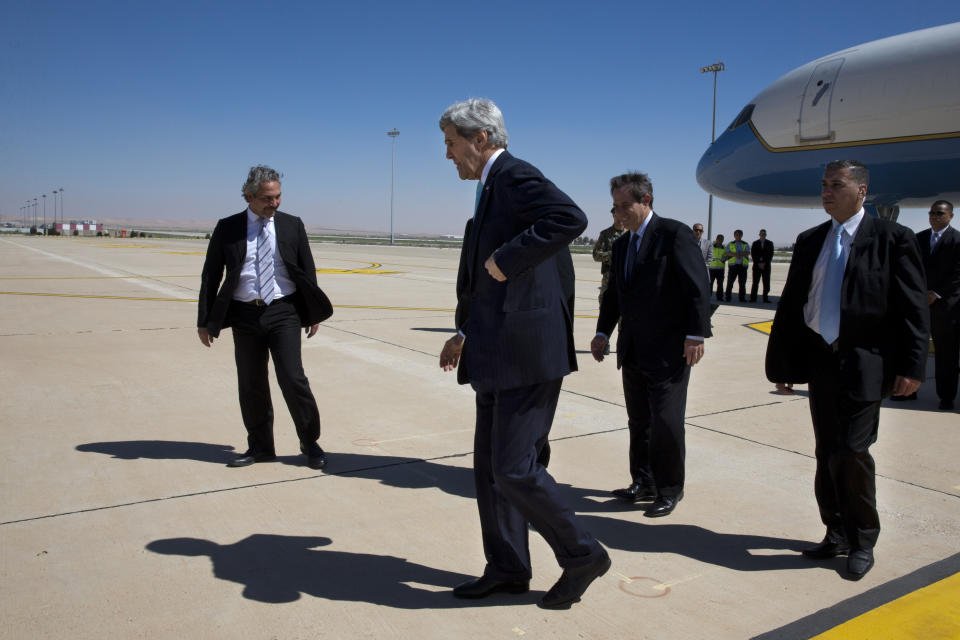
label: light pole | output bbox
[33,198,38,231]
[700,61,725,239]
[387,128,399,245]
[59,188,64,232]
[42,194,46,235]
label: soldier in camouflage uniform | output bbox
[593,208,624,355]
[593,207,625,305]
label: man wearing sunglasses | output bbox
[916,200,959,410]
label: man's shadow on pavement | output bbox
[146,534,537,608]
[76,440,238,464]
[578,514,813,572]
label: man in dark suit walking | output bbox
[766,160,928,580]
[916,200,960,410]
[198,165,333,470]
[750,229,774,302]
[591,172,712,518]
[437,98,608,609]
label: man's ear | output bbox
[473,130,489,149]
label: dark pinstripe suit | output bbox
[453,151,603,579]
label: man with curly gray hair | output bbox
[438,98,609,609]
[198,165,333,471]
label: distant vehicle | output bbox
[696,22,960,220]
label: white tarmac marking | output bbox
[1,239,190,299]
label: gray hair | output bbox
[825,159,869,186]
[610,172,654,207]
[242,165,283,199]
[438,98,509,148]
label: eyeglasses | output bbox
[693,228,704,232]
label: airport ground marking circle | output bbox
[618,576,671,598]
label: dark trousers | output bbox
[228,298,321,455]
[621,360,690,497]
[930,302,960,403]
[709,268,725,300]
[806,338,881,551]
[726,264,748,300]
[473,379,601,579]
[750,264,771,300]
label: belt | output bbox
[237,297,289,308]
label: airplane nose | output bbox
[696,127,749,200]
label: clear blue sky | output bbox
[2,1,958,243]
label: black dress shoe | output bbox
[644,492,682,518]
[300,444,328,470]
[939,399,955,410]
[611,482,657,502]
[846,549,874,580]
[539,550,611,609]
[453,575,529,599]
[227,451,276,467]
[801,537,850,559]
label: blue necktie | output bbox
[474,182,483,217]
[625,233,640,282]
[819,225,845,344]
[256,219,276,304]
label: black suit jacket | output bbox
[766,216,928,400]
[198,211,333,337]
[917,225,960,322]
[596,213,712,370]
[454,151,586,392]
[751,239,774,265]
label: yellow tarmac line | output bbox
[811,572,960,639]
[0,275,195,280]
[0,290,605,317]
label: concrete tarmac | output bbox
[1,235,957,640]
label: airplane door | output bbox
[799,58,844,142]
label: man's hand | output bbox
[440,334,464,371]
[198,328,215,348]
[928,290,938,305]
[891,375,921,397]
[306,323,320,338]
[683,338,704,366]
[484,254,506,282]
[590,335,608,362]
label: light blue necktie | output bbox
[819,225,846,344]
[256,219,276,304]
[474,182,483,216]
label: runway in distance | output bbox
[696,22,960,221]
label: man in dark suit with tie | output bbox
[591,173,712,518]
[750,229,775,302]
[437,99,608,609]
[766,160,928,580]
[198,165,333,470]
[917,200,960,410]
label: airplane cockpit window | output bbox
[728,104,755,130]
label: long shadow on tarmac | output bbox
[86,445,811,575]
[146,534,538,608]
[76,440,237,463]
[579,515,812,572]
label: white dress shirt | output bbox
[803,209,864,334]
[233,209,297,302]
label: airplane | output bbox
[696,22,960,221]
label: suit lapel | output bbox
[465,151,510,288]
[635,213,659,266]
[844,215,876,291]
